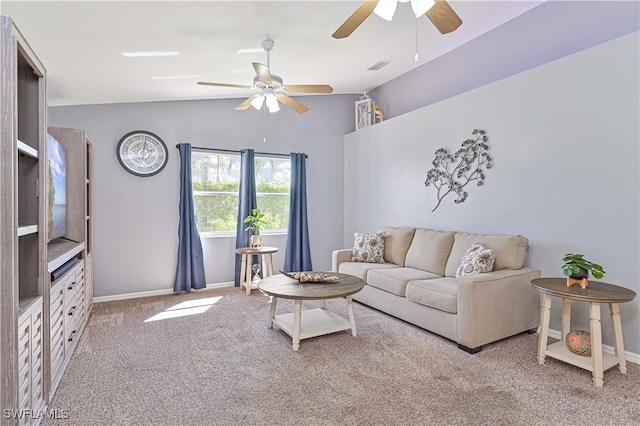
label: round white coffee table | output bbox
[258,273,365,351]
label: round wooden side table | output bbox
[235,246,278,295]
[531,277,636,387]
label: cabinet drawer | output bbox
[74,262,85,278]
[65,318,77,339]
[64,281,77,304]
[65,329,78,354]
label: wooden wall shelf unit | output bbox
[1,15,47,424]
[1,17,95,423]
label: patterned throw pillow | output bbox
[351,232,385,263]
[456,243,496,278]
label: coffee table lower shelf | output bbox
[545,341,620,372]
[273,308,352,341]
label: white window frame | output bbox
[192,150,290,238]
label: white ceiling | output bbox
[2,1,546,106]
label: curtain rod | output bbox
[176,145,307,159]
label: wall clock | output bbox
[117,130,168,177]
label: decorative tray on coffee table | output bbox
[280,271,340,284]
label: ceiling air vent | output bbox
[367,60,393,71]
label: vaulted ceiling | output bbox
[3,1,549,106]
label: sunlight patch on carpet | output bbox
[144,296,223,322]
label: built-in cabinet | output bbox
[1,17,94,425]
[46,127,94,400]
[1,16,47,425]
[17,299,45,422]
[49,260,86,395]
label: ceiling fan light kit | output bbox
[198,39,333,114]
[374,0,397,21]
[250,95,265,110]
[332,0,461,39]
[265,95,280,113]
[374,0,435,21]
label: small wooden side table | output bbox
[236,246,278,295]
[531,278,636,387]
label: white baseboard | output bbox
[546,328,639,365]
[92,281,235,303]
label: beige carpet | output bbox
[44,287,639,425]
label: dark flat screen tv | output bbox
[47,133,67,241]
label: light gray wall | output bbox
[344,33,640,353]
[368,0,640,120]
[49,94,358,297]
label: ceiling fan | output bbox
[332,0,462,39]
[197,40,333,114]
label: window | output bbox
[191,151,290,236]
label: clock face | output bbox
[117,131,168,177]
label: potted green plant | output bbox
[561,253,605,288]
[244,208,269,248]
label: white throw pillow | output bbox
[456,243,496,278]
[351,232,385,264]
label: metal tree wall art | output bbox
[424,129,492,212]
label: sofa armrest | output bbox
[456,268,541,349]
[332,249,352,272]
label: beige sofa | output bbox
[332,226,541,353]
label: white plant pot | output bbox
[250,235,262,248]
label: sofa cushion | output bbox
[445,232,529,277]
[338,262,400,282]
[455,243,496,278]
[351,232,385,263]
[405,278,458,314]
[377,226,416,266]
[367,268,441,297]
[404,228,455,275]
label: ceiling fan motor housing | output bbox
[261,39,275,52]
[253,74,284,91]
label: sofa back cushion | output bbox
[404,228,455,276]
[377,226,416,266]
[444,232,529,277]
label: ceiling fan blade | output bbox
[197,81,252,89]
[278,95,309,114]
[426,0,462,34]
[253,62,272,85]
[332,0,379,39]
[235,95,258,111]
[284,85,334,94]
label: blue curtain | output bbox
[235,149,259,286]
[174,143,206,292]
[284,153,312,272]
